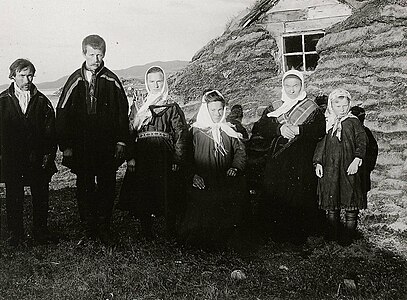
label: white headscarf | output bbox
[192,90,242,156]
[267,70,307,118]
[325,88,357,141]
[132,66,169,131]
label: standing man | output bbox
[56,35,129,244]
[0,59,57,246]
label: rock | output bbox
[231,269,247,280]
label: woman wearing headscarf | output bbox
[313,89,368,244]
[248,70,325,244]
[178,90,247,248]
[118,66,189,238]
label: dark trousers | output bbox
[6,174,50,237]
[76,171,116,234]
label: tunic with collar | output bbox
[56,62,129,174]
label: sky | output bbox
[0,0,254,85]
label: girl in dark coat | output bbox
[313,89,368,244]
[178,90,247,248]
[118,66,189,238]
[248,70,326,244]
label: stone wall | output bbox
[307,0,407,244]
[168,25,281,122]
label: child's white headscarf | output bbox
[192,90,242,156]
[132,66,169,131]
[325,88,357,141]
[267,70,307,118]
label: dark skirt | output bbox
[178,174,247,248]
[118,136,180,217]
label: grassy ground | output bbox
[1,164,407,299]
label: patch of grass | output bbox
[1,173,407,299]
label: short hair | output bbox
[146,66,164,76]
[9,58,36,79]
[231,104,243,114]
[227,104,243,120]
[82,34,106,54]
[350,106,366,124]
[203,89,225,105]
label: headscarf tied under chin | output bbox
[192,90,242,156]
[132,66,169,131]
[325,88,357,141]
[267,70,307,118]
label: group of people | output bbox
[0,34,377,249]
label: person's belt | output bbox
[137,131,170,140]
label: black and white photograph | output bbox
[0,0,407,299]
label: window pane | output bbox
[304,33,324,52]
[284,35,302,53]
[305,54,319,71]
[285,55,304,71]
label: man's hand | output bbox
[280,124,296,140]
[227,167,238,177]
[42,154,50,169]
[172,164,179,172]
[63,148,73,157]
[347,157,362,175]
[127,159,136,173]
[315,163,323,178]
[115,144,125,160]
[192,174,205,189]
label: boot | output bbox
[140,215,153,240]
[33,226,59,244]
[98,224,114,246]
[341,210,359,246]
[6,188,25,246]
[325,210,340,242]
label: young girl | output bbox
[313,88,368,244]
[178,90,247,248]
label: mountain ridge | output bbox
[0,60,189,91]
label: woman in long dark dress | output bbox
[178,90,247,248]
[118,66,189,238]
[249,70,326,244]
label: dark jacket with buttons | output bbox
[0,83,57,183]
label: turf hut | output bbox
[168,25,280,121]
[307,0,407,234]
[169,0,360,121]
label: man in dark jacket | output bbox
[0,59,57,246]
[56,35,129,244]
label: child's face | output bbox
[207,101,225,123]
[331,97,350,117]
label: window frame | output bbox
[281,30,325,73]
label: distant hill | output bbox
[0,60,189,91]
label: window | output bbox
[282,32,324,72]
